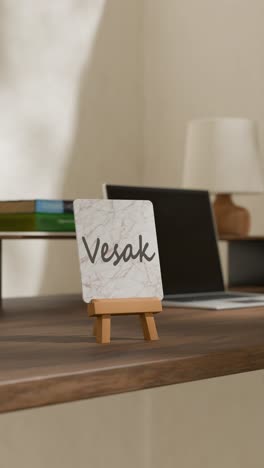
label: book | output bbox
[0,213,75,232]
[0,199,73,214]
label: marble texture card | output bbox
[74,199,163,303]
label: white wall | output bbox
[2,0,264,297]
[144,0,264,234]
[1,370,264,468]
[1,0,143,297]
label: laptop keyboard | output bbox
[166,292,251,302]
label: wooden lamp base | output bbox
[88,297,162,344]
[213,194,250,237]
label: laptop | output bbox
[104,184,264,309]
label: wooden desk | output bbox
[1,294,264,414]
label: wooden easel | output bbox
[88,297,162,344]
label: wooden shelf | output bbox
[0,232,76,239]
[1,294,264,414]
[220,235,264,241]
[229,286,264,293]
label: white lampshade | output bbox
[183,118,264,193]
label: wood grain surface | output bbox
[1,294,264,414]
[220,235,264,241]
[0,233,76,239]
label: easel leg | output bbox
[140,313,159,341]
[96,315,111,344]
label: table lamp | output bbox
[183,118,264,237]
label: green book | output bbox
[0,213,75,232]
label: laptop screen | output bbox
[105,185,224,295]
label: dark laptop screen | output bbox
[105,185,224,295]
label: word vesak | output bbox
[82,235,155,266]
[74,199,163,303]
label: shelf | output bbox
[220,235,264,241]
[0,232,76,239]
[1,294,264,414]
[229,286,264,293]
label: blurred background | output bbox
[1,0,264,297]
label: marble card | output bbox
[74,199,163,303]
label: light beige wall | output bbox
[1,0,143,297]
[144,0,264,234]
[3,0,264,297]
[1,370,264,468]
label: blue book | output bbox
[0,199,73,214]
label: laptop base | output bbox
[163,291,264,310]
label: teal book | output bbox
[0,199,73,214]
[0,213,75,232]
